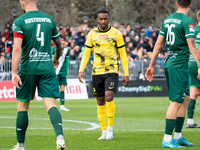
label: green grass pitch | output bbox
[0,97,200,150]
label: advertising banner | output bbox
[88,80,168,97]
[36,79,88,100]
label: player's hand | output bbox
[12,73,22,89]
[123,76,129,87]
[145,67,154,82]
[78,72,84,83]
[52,58,59,69]
[197,68,200,80]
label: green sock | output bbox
[60,91,65,105]
[187,99,196,119]
[48,107,63,136]
[165,119,176,135]
[16,111,28,143]
[175,117,185,133]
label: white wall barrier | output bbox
[0,79,88,101]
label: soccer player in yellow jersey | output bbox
[78,9,129,140]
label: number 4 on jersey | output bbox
[36,24,44,46]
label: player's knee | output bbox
[105,95,114,102]
[97,97,105,105]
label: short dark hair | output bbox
[97,9,109,16]
[60,34,66,41]
[177,0,192,8]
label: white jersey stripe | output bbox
[52,33,60,38]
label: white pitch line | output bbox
[0,117,100,130]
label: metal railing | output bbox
[0,60,165,81]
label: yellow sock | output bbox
[97,105,107,130]
[106,100,115,127]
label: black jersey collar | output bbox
[98,26,111,33]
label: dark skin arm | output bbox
[52,38,63,69]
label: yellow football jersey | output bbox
[85,26,125,75]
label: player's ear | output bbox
[36,0,38,4]
[176,2,178,8]
[108,17,110,22]
[189,3,192,8]
[96,18,98,22]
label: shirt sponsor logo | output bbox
[189,24,194,32]
[99,35,108,38]
[197,33,200,38]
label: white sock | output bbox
[187,119,194,125]
[174,132,182,140]
[57,134,64,141]
[17,142,24,148]
[163,134,172,142]
[107,126,113,131]
[102,129,107,134]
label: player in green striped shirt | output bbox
[186,10,200,128]
[51,35,70,111]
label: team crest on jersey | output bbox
[189,24,194,32]
[99,35,108,38]
[29,48,37,57]
[197,32,200,38]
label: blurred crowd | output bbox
[0,21,167,81]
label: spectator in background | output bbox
[65,25,71,37]
[122,31,128,41]
[137,71,145,81]
[152,31,158,45]
[128,42,134,52]
[137,38,146,50]
[156,26,160,37]
[131,50,138,60]
[1,28,10,42]
[133,35,140,49]
[6,23,13,41]
[145,26,153,38]
[133,22,141,38]
[59,23,63,33]
[126,27,132,36]
[0,37,7,53]
[140,27,146,40]
[69,49,78,60]
[74,45,80,57]
[113,23,118,29]
[82,23,90,35]
[125,36,131,47]
[93,25,97,29]
[146,35,154,52]
[120,23,125,30]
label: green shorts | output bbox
[164,66,189,103]
[16,74,60,102]
[189,69,200,87]
[57,74,67,86]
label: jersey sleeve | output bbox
[183,18,195,39]
[159,21,166,37]
[85,31,93,48]
[12,18,23,38]
[116,31,125,48]
[51,19,60,39]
